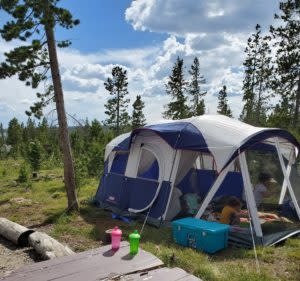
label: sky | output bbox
[0,0,281,127]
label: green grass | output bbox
[1,159,300,281]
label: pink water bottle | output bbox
[111,226,122,250]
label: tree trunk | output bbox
[294,75,300,130]
[256,79,263,126]
[43,0,79,211]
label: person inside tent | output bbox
[181,192,202,216]
[167,188,202,220]
[180,169,203,216]
[219,196,241,225]
[253,172,276,208]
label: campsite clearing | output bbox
[97,115,300,246]
[0,159,300,281]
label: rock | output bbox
[10,198,32,205]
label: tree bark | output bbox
[43,0,79,211]
[256,79,263,126]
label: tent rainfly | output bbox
[95,115,300,247]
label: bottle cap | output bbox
[130,230,140,239]
[112,226,122,236]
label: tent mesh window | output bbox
[110,152,129,175]
[137,148,159,181]
[175,152,216,197]
[246,150,300,241]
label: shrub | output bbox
[2,168,7,177]
[27,141,42,171]
[86,142,104,177]
[74,156,88,190]
[18,163,30,184]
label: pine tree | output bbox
[270,0,300,130]
[104,66,130,135]
[37,117,49,145]
[0,122,7,159]
[132,95,146,129]
[18,163,30,184]
[163,57,189,119]
[7,118,22,156]
[89,119,104,142]
[267,96,293,129]
[188,57,207,116]
[217,86,233,117]
[120,112,131,133]
[23,117,36,143]
[70,130,81,156]
[27,141,42,172]
[240,24,272,125]
[82,118,90,146]
[0,0,80,210]
[0,123,5,146]
[240,56,256,124]
[255,34,272,126]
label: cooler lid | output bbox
[172,217,230,232]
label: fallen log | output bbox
[0,218,75,260]
[28,231,74,260]
[0,217,34,246]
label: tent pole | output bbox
[195,165,230,219]
[239,152,263,238]
[275,138,300,220]
[279,150,293,204]
[162,150,181,220]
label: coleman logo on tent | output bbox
[107,196,116,203]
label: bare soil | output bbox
[0,236,41,278]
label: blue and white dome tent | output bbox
[95,114,300,247]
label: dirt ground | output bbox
[0,236,40,278]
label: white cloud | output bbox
[0,34,260,126]
[0,0,281,127]
[0,76,39,126]
[125,0,278,36]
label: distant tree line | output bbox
[0,117,114,184]
[240,0,300,134]
[162,0,300,139]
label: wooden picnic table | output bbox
[1,241,201,281]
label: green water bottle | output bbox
[129,230,141,255]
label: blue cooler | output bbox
[172,218,230,254]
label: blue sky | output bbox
[56,0,168,52]
[0,0,280,127]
